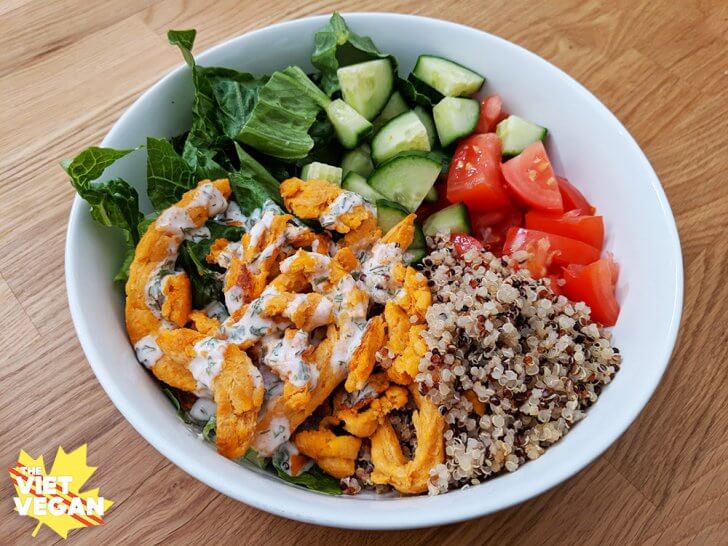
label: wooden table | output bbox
[2,0,727,543]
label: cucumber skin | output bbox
[423,202,472,236]
[497,116,549,156]
[326,99,373,149]
[411,55,485,97]
[342,172,383,203]
[433,97,480,148]
[341,146,374,178]
[413,105,438,148]
[407,73,444,103]
[371,111,431,165]
[338,58,395,121]
[368,151,444,212]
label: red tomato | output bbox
[557,176,596,215]
[503,227,600,268]
[501,141,563,212]
[562,257,620,326]
[525,210,604,250]
[471,206,524,254]
[450,233,484,255]
[475,95,508,133]
[447,133,513,212]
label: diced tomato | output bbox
[475,95,508,133]
[451,233,484,255]
[471,206,524,254]
[525,210,604,250]
[557,176,596,215]
[562,257,620,326]
[503,227,601,268]
[501,141,563,212]
[446,133,513,212]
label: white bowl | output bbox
[65,13,683,529]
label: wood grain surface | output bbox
[1,0,727,543]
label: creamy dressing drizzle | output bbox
[156,183,228,237]
[319,191,371,231]
[188,337,228,397]
[263,330,318,389]
[190,398,217,422]
[144,183,229,320]
[255,416,291,456]
[183,225,211,242]
[134,335,163,369]
[204,301,229,323]
[213,200,246,226]
[221,287,285,345]
[272,441,313,477]
[359,242,404,304]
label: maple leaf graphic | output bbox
[9,444,114,539]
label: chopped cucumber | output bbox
[373,91,409,131]
[338,58,395,120]
[496,115,548,156]
[371,111,430,165]
[432,97,480,147]
[325,99,373,149]
[301,162,342,185]
[375,199,427,264]
[368,151,442,212]
[423,202,471,236]
[413,105,437,148]
[376,199,410,233]
[341,144,374,178]
[411,55,485,98]
[424,186,439,203]
[342,172,384,203]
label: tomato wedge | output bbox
[471,206,524,254]
[557,176,596,215]
[525,210,604,250]
[501,141,563,212]
[451,233,484,255]
[503,227,600,267]
[475,95,508,133]
[447,133,513,212]
[562,257,620,326]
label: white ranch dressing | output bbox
[359,241,404,304]
[214,200,246,226]
[188,337,229,397]
[272,441,313,477]
[134,335,163,369]
[319,191,371,231]
[156,183,228,238]
[189,398,217,423]
[254,416,291,456]
[224,285,244,316]
[221,287,286,345]
[263,330,318,389]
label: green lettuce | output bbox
[397,76,434,107]
[177,221,245,308]
[169,30,324,162]
[311,12,397,96]
[271,457,342,495]
[62,147,143,281]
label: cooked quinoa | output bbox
[416,236,622,495]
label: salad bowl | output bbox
[65,12,683,529]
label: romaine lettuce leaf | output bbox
[311,12,397,96]
[234,67,322,159]
[271,457,342,495]
[62,147,143,281]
